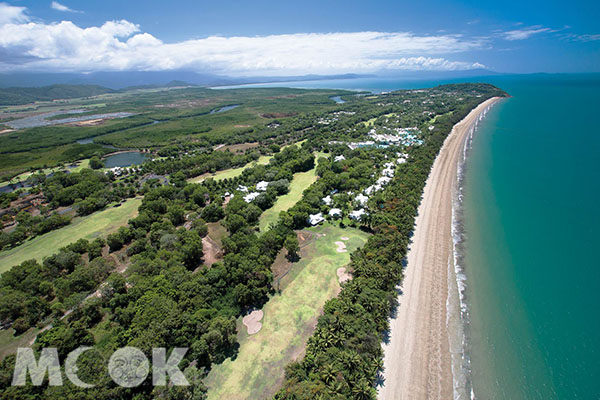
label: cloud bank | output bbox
[0,3,486,75]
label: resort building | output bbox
[308,213,325,226]
[355,193,369,206]
[256,181,269,191]
[329,208,342,218]
[243,192,260,203]
[349,209,367,221]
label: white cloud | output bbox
[0,2,28,25]
[502,25,552,40]
[0,13,487,75]
[51,1,82,13]
[566,33,600,42]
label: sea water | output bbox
[461,75,600,399]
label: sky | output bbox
[0,0,598,76]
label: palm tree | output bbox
[352,379,375,400]
[320,364,337,385]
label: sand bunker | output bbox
[335,241,347,253]
[242,310,264,335]
[341,236,349,241]
[337,267,351,283]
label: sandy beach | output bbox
[378,97,502,400]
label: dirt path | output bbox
[379,97,502,400]
[202,235,222,266]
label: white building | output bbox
[355,193,369,206]
[364,185,380,195]
[377,176,392,186]
[256,181,269,191]
[308,213,325,226]
[349,209,367,221]
[329,208,342,218]
[322,195,333,206]
[237,185,249,193]
[381,166,395,178]
[107,167,123,176]
[334,155,346,162]
[243,192,260,203]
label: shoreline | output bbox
[378,97,502,400]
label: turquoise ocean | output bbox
[221,74,600,399]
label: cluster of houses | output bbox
[238,181,270,203]
[317,110,357,125]
[308,153,405,226]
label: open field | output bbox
[0,327,39,360]
[362,112,397,127]
[204,223,369,400]
[259,167,318,232]
[187,155,273,184]
[0,197,141,273]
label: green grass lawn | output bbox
[204,223,369,400]
[187,155,273,184]
[0,327,39,361]
[0,197,141,273]
[259,167,318,232]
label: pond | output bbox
[76,137,117,149]
[103,152,149,168]
[330,96,346,104]
[209,104,240,114]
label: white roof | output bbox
[256,181,269,191]
[377,176,392,185]
[334,155,346,162]
[381,168,395,178]
[329,208,342,216]
[308,213,325,225]
[243,192,260,203]
[349,209,367,221]
[322,195,333,206]
[365,184,382,195]
[237,185,248,192]
[355,193,369,205]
